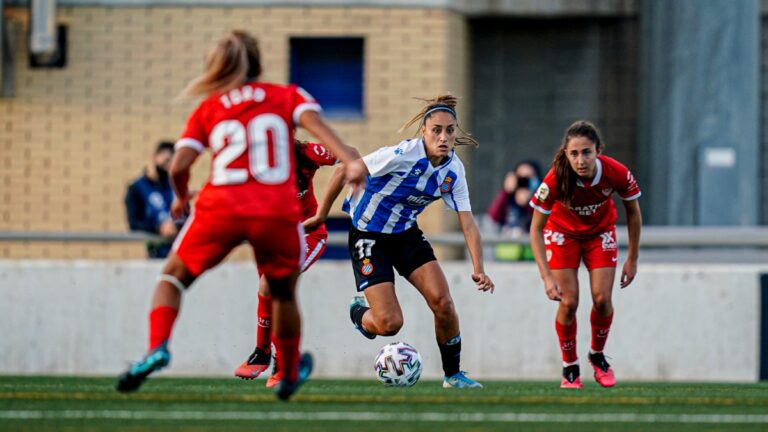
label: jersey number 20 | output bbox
[209,114,290,186]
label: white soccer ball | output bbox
[374,342,423,387]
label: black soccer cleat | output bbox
[116,342,170,393]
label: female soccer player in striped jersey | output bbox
[339,95,494,388]
[115,30,360,400]
[529,120,642,389]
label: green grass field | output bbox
[2,376,768,431]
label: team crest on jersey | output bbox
[440,176,453,193]
[535,183,550,201]
[360,258,374,276]
[602,188,612,196]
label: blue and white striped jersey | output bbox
[342,138,471,233]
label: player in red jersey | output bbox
[529,120,642,389]
[116,30,360,400]
[234,140,339,386]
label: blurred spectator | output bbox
[125,141,178,258]
[486,160,543,261]
[487,160,543,235]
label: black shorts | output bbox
[348,226,437,291]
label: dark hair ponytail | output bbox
[552,120,603,206]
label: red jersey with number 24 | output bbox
[175,82,321,221]
[529,155,641,238]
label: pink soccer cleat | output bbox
[234,347,271,380]
[560,364,583,389]
[588,352,616,388]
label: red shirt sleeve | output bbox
[529,169,558,214]
[291,86,323,126]
[302,142,338,166]
[610,159,642,200]
[175,102,208,153]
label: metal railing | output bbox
[2,226,768,248]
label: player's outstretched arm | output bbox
[620,199,642,288]
[457,211,494,293]
[299,111,359,164]
[530,210,562,301]
[169,147,200,219]
[303,164,347,232]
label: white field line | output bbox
[1,410,768,424]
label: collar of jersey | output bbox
[417,138,456,170]
[576,157,603,188]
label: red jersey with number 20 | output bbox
[176,82,321,221]
[529,155,641,238]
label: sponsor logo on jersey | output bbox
[569,200,608,216]
[600,231,617,251]
[440,176,453,193]
[535,183,550,201]
[360,258,374,276]
[406,195,432,206]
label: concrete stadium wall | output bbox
[1,260,765,382]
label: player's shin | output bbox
[257,293,273,352]
[438,335,462,377]
[590,308,614,353]
[555,319,578,364]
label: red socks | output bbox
[590,308,614,352]
[555,319,578,363]
[149,306,178,350]
[273,336,300,382]
[256,294,273,353]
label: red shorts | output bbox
[257,227,327,276]
[544,225,618,270]
[173,211,304,280]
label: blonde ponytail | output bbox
[180,30,262,98]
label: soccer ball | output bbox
[374,342,423,387]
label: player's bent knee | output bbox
[265,274,297,300]
[432,297,456,321]
[559,297,579,314]
[378,316,404,336]
[592,293,611,311]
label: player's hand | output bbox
[171,196,191,220]
[620,258,638,288]
[158,219,178,239]
[544,275,562,301]
[302,214,326,232]
[472,273,494,293]
[345,159,367,193]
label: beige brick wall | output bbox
[0,6,468,259]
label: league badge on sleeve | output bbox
[535,183,550,201]
[361,258,374,276]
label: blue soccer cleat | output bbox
[349,296,376,340]
[116,342,171,393]
[442,371,483,389]
[275,352,313,401]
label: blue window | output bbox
[290,37,364,119]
